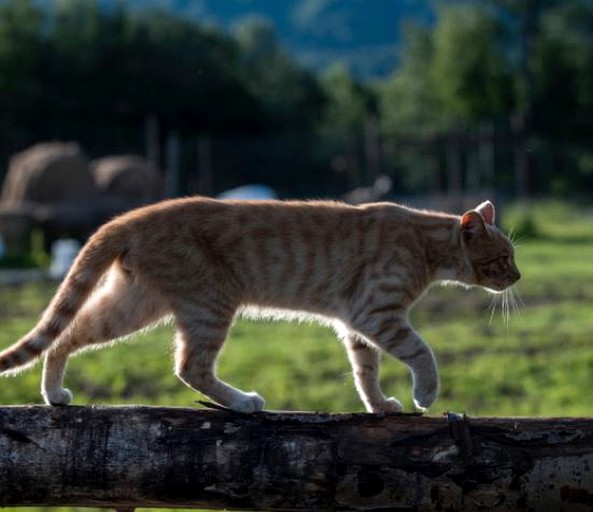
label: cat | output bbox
[0,197,520,413]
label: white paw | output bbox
[413,392,437,411]
[369,397,403,413]
[413,398,428,413]
[43,387,73,406]
[413,389,437,412]
[413,380,439,411]
[228,391,265,413]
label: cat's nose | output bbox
[511,268,521,283]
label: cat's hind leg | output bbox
[42,266,168,405]
[343,333,403,413]
[173,300,265,413]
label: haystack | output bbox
[1,142,96,205]
[91,155,161,204]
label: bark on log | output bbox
[0,405,593,511]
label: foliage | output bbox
[431,4,514,123]
[0,0,43,139]
[233,16,324,131]
[376,0,593,197]
[378,23,446,136]
[531,1,593,140]
[0,0,323,155]
[1,0,593,197]
[380,3,514,133]
[316,62,371,169]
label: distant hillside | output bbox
[101,0,434,79]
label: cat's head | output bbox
[460,201,521,293]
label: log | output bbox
[0,405,592,511]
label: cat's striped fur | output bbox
[0,197,520,412]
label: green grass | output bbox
[1,200,593,510]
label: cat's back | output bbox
[112,196,448,249]
[135,196,363,238]
[118,196,356,228]
[200,198,365,254]
[118,196,436,253]
[117,196,367,267]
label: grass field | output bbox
[0,200,592,510]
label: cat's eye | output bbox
[498,255,511,266]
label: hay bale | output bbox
[0,205,34,256]
[91,155,161,204]
[1,142,96,205]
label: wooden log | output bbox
[0,405,592,511]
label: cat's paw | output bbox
[43,387,73,406]
[413,399,429,413]
[369,397,403,413]
[413,386,438,412]
[228,391,265,413]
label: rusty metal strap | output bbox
[447,412,474,464]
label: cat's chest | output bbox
[366,256,430,301]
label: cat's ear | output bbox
[460,211,486,243]
[475,200,495,225]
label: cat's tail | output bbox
[0,223,128,374]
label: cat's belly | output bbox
[239,302,345,326]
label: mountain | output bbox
[101,0,434,79]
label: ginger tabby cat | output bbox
[0,198,519,413]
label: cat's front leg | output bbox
[343,333,403,413]
[351,316,439,411]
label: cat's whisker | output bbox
[509,287,524,321]
[488,290,514,329]
[507,228,525,248]
[507,290,514,326]
[488,293,499,326]
[490,287,523,330]
[502,290,510,329]
[507,227,516,244]
[515,288,526,310]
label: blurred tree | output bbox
[42,1,263,138]
[378,24,445,136]
[531,1,593,140]
[380,5,513,135]
[0,0,333,194]
[376,23,444,194]
[530,0,593,192]
[431,4,514,124]
[316,63,373,189]
[318,64,368,141]
[484,0,559,123]
[40,0,128,135]
[2,0,593,198]
[0,0,43,140]
[481,0,593,193]
[233,16,324,131]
